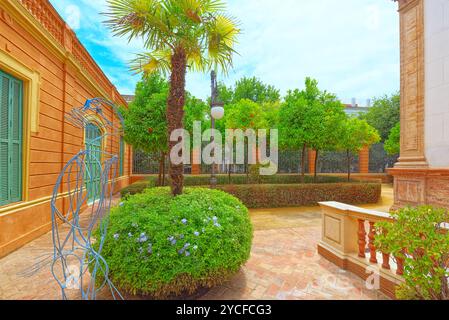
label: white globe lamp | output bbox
[211,103,225,120]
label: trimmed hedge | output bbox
[121,174,351,197]
[216,183,381,208]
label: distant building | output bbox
[343,104,371,116]
[122,95,135,104]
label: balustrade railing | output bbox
[317,202,405,298]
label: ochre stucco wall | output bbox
[0,0,131,257]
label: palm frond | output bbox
[130,50,172,76]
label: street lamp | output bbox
[210,71,224,187]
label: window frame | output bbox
[0,70,23,206]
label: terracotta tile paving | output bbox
[0,185,393,300]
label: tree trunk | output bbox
[300,143,307,183]
[167,47,187,196]
[158,153,163,186]
[314,150,319,182]
[347,149,351,182]
[161,152,166,186]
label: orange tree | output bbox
[105,0,240,195]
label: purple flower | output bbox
[138,233,148,243]
[113,233,120,240]
[171,239,177,246]
[212,216,218,222]
[147,244,153,254]
[185,251,191,257]
[183,243,190,248]
[194,231,200,237]
[181,218,188,225]
[214,222,221,228]
[128,232,133,237]
[119,202,124,207]
[178,248,185,255]
[138,247,143,254]
[179,234,185,239]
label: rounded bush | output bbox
[97,187,253,298]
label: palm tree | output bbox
[105,0,240,196]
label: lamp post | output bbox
[210,71,224,188]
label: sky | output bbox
[49,0,400,104]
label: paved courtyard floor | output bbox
[0,185,393,300]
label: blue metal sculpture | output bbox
[49,98,124,300]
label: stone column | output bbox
[395,0,427,169]
[359,146,370,174]
[308,149,317,174]
[191,149,201,175]
[389,0,429,210]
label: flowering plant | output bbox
[95,187,253,298]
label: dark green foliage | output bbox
[218,77,280,105]
[361,92,400,142]
[375,206,449,300]
[384,122,400,156]
[120,174,352,197]
[218,183,381,208]
[97,188,253,298]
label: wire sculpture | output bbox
[49,98,125,300]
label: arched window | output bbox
[85,122,102,202]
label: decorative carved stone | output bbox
[396,0,427,168]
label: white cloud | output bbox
[50,0,400,102]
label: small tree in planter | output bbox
[375,206,449,300]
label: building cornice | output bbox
[1,0,127,107]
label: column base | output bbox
[388,167,449,211]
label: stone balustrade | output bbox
[317,202,404,299]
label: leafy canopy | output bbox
[121,74,209,154]
[384,122,400,156]
[360,92,400,141]
[217,77,280,105]
[121,74,169,155]
[338,117,380,154]
[225,99,267,130]
[105,0,240,75]
[278,77,346,152]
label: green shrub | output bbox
[121,174,352,197]
[96,187,253,299]
[217,183,381,208]
[375,206,449,300]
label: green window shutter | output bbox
[119,136,124,176]
[0,70,23,206]
[0,74,9,205]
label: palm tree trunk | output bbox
[300,143,306,183]
[167,47,187,196]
